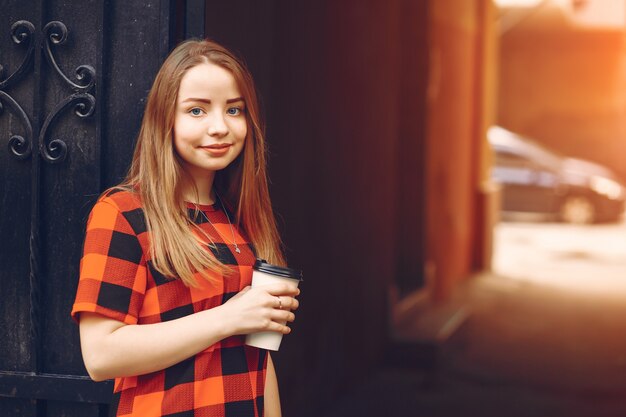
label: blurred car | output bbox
[488,126,625,224]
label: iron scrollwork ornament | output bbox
[0,20,36,159]
[40,21,96,164]
[0,20,96,163]
[42,21,95,92]
[0,91,34,159]
[0,20,35,90]
[39,93,95,163]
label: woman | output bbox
[71,39,299,417]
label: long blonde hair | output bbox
[121,39,285,286]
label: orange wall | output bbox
[498,12,626,180]
[426,0,495,300]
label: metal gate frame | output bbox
[0,1,203,415]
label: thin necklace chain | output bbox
[194,192,241,254]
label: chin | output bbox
[204,160,235,172]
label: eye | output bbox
[227,107,244,116]
[189,107,204,116]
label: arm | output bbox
[264,353,282,417]
[79,283,299,381]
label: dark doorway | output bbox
[0,1,178,415]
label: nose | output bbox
[207,112,228,137]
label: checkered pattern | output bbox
[71,189,267,417]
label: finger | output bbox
[264,320,292,334]
[263,283,300,297]
[275,296,299,311]
[227,286,250,301]
[264,294,282,308]
[270,310,296,323]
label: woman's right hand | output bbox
[221,283,300,336]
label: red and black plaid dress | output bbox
[71,189,267,417]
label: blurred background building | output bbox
[498,0,626,180]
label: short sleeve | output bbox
[71,197,147,325]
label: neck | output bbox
[182,170,216,205]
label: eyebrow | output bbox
[181,97,245,104]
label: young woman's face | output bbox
[173,61,247,180]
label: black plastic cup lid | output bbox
[253,259,303,281]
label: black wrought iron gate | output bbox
[0,1,188,415]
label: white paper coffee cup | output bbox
[245,259,303,351]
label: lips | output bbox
[201,144,231,149]
[199,144,232,156]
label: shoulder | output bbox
[89,188,147,235]
[99,187,143,212]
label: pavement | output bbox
[318,220,626,417]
